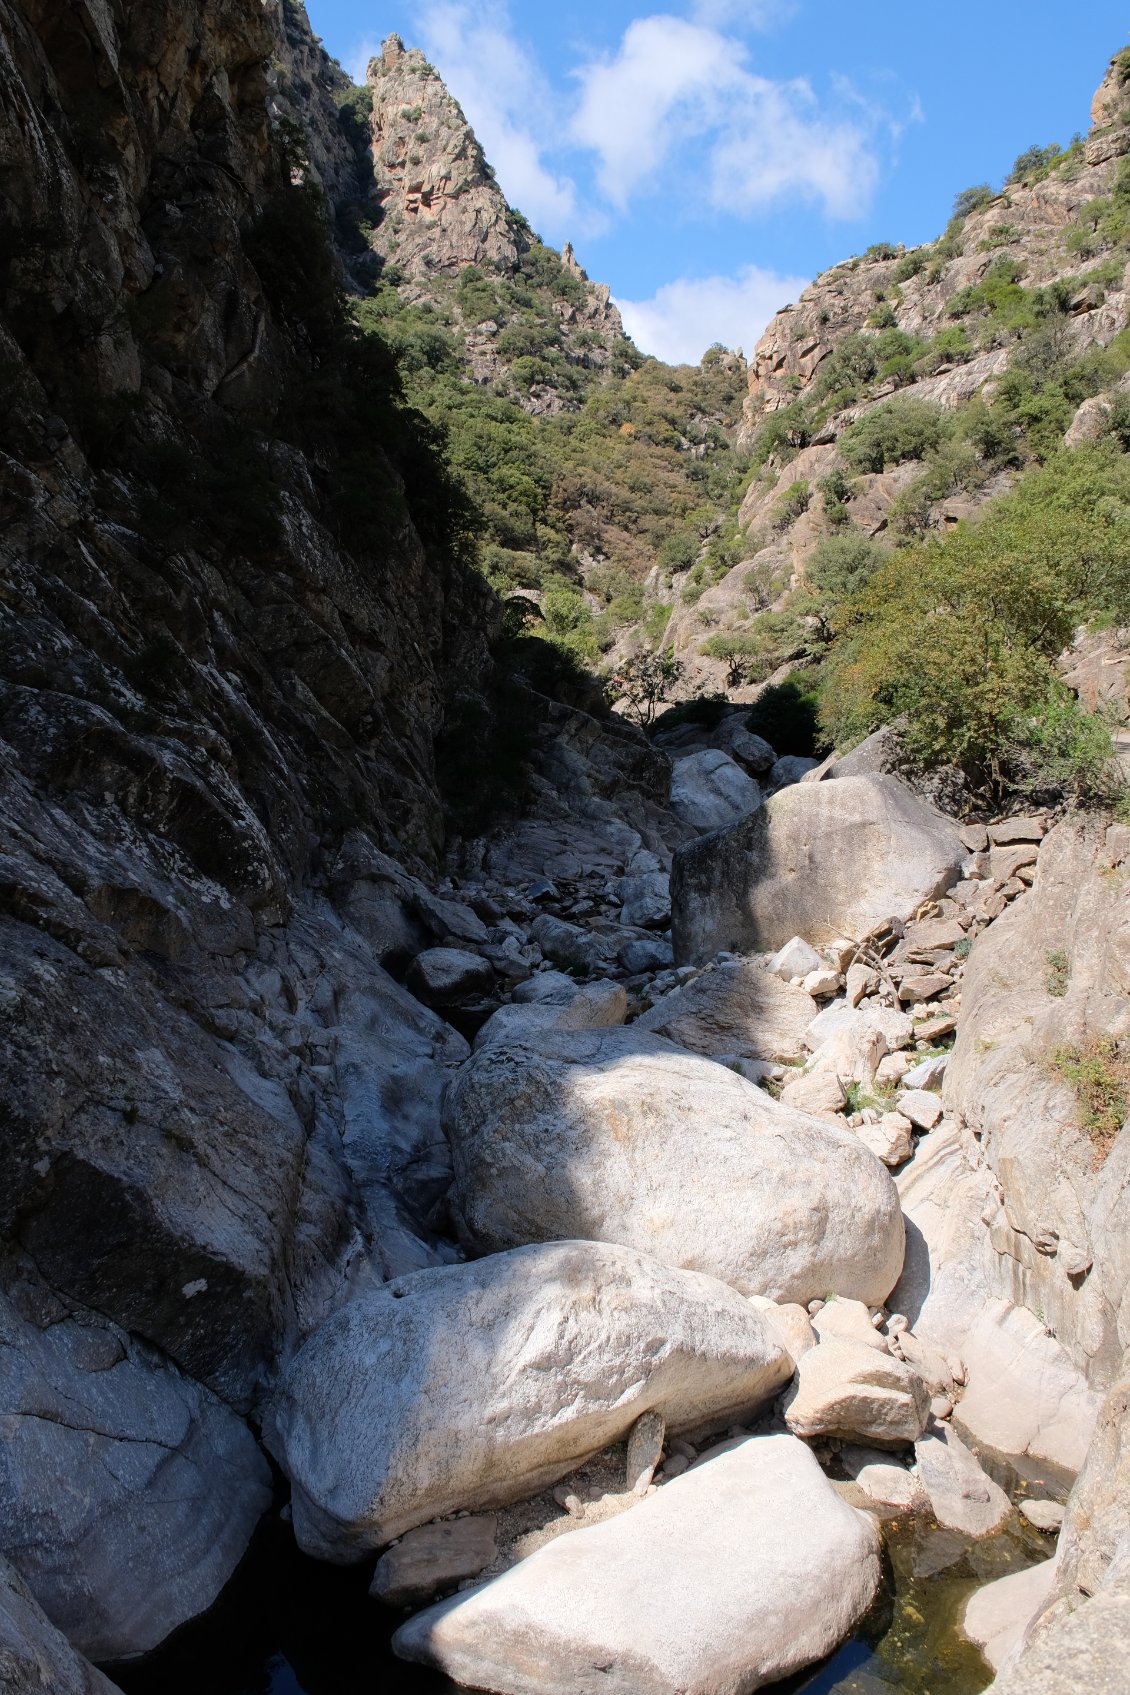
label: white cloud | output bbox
[344,34,382,85]
[709,79,880,218]
[572,16,743,206]
[616,263,809,365]
[413,2,581,234]
[571,14,882,220]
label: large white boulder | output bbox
[963,1559,1057,1671]
[444,1026,905,1308]
[393,1435,882,1695]
[669,749,761,834]
[914,1423,1012,1537]
[671,773,964,963]
[263,1240,792,1561]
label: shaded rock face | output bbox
[944,821,1130,1388]
[0,0,497,1404]
[263,1240,792,1560]
[892,1120,1100,1475]
[444,1026,905,1307]
[634,957,815,1063]
[996,1376,1130,1694]
[0,1257,271,1662]
[393,1435,882,1695]
[0,1556,122,1695]
[1045,1374,1130,1615]
[671,774,964,963]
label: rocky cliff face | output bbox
[0,2,674,1667]
[0,0,497,1452]
[361,33,631,410]
[659,53,1130,694]
[366,32,520,279]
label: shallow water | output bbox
[107,1466,1058,1695]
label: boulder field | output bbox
[2,2,1129,1688]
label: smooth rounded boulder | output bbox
[444,1026,905,1307]
[393,1434,882,1695]
[669,749,761,834]
[263,1240,793,1561]
[671,773,964,963]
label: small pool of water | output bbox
[107,1471,1058,1695]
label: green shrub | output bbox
[953,184,996,219]
[893,249,928,283]
[820,443,1130,804]
[819,468,856,514]
[1049,1035,1129,1164]
[840,396,951,474]
[745,675,829,759]
[773,478,811,529]
[807,532,888,604]
[1045,950,1070,997]
[1008,143,1063,183]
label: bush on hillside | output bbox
[1008,143,1063,183]
[953,184,995,219]
[806,532,889,605]
[745,675,828,760]
[819,443,1130,805]
[840,396,951,474]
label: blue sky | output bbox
[306,1,1129,363]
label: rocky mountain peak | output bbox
[1091,47,1130,134]
[365,32,520,278]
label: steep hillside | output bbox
[636,50,1130,811]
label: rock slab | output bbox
[0,1273,270,1662]
[784,1337,930,1446]
[393,1435,882,1695]
[370,1518,498,1608]
[264,1239,792,1560]
[0,1555,122,1695]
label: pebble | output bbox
[1020,1499,1065,1533]
[659,1453,690,1481]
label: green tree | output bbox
[610,650,685,727]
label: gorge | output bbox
[2,4,1130,1694]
